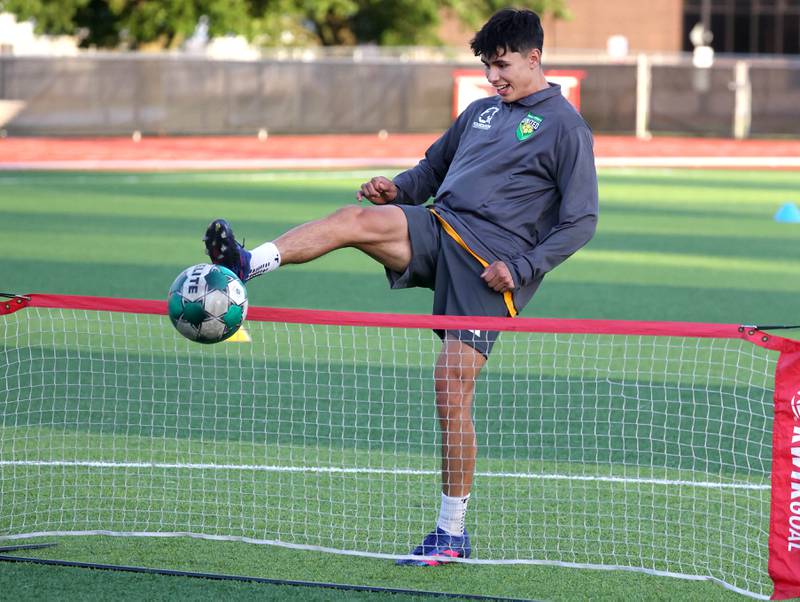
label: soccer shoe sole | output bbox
[203,219,244,278]
[396,548,463,567]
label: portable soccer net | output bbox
[2,293,800,599]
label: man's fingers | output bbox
[357,177,397,204]
[358,178,388,201]
[481,270,501,291]
[359,183,377,199]
[481,263,514,293]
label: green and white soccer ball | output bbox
[167,263,248,344]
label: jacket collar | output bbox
[514,83,562,108]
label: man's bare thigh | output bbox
[354,204,411,273]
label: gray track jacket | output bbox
[392,83,599,310]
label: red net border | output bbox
[3,292,796,349]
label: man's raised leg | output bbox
[274,204,411,272]
[204,204,411,279]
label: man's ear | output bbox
[529,48,541,69]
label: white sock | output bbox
[247,241,281,279]
[436,492,470,536]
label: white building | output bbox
[0,12,79,55]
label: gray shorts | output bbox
[385,205,514,357]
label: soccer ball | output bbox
[167,263,248,344]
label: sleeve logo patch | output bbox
[516,113,543,141]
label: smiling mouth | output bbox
[495,84,510,93]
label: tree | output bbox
[447,0,570,32]
[0,0,569,49]
[0,0,252,49]
[258,0,571,47]
[350,0,443,46]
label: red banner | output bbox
[451,69,586,118]
[761,333,800,599]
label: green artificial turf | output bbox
[2,168,798,323]
[2,167,798,601]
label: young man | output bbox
[204,8,598,566]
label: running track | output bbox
[1,134,799,170]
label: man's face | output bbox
[481,47,541,103]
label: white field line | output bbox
[0,156,799,171]
[0,460,769,491]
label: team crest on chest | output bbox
[516,113,543,141]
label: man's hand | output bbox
[357,176,398,205]
[481,261,515,293]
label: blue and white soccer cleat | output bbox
[203,219,252,281]
[396,527,471,566]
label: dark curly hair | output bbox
[469,8,544,57]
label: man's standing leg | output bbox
[436,338,484,498]
[435,337,485,536]
[397,337,484,566]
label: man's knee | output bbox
[330,204,400,241]
[435,379,475,426]
[434,363,478,408]
[434,341,485,412]
[329,204,363,227]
